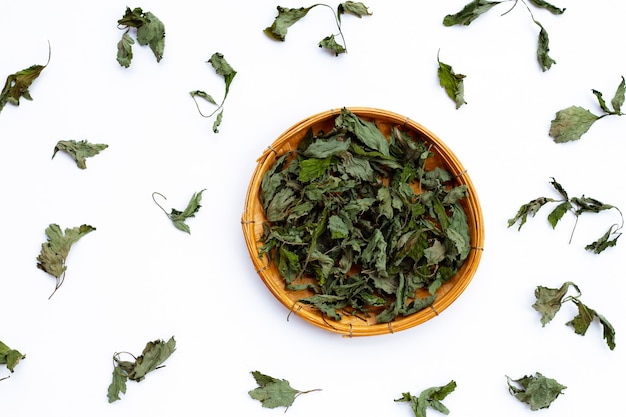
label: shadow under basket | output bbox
[242,107,484,337]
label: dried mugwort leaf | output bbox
[533,281,616,350]
[107,336,176,403]
[36,224,96,299]
[506,373,566,411]
[395,380,457,417]
[508,178,623,253]
[190,52,237,133]
[549,76,625,142]
[0,43,50,114]
[442,0,502,26]
[116,7,165,67]
[152,190,205,234]
[0,341,25,381]
[259,108,472,324]
[248,371,321,410]
[264,3,371,55]
[52,139,108,169]
[437,51,467,109]
[443,0,563,72]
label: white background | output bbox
[1,1,624,415]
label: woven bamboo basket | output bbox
[242,107,484,337]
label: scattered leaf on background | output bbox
[248,370,321,410]
[152,190,205,234]
[264,2,371,55]
[549,76,625,142]
[52,140,109,169]
[506,373,566,411]
[442,0,501,26]
[443,0,563,72]
[395,380,457,417]
[0,43,50,114]
[508,177,623,253]
[107,336,176,403]
[190,52,237,133]
[533,281,616,350]
[36,224,96,299]
[437,52,467,109]
[0,341,25,381]
[116,7,165,67]
[534,20,556,71]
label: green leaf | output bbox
[337,1,372,21]
[527,0,566,14]
[547,201,571,228]
[592,89,611,114]
[0,45,50,113]
[128,337,177,381]
[335,107,390,155]
[117,7,165,65]
[299,157,332,182]
[136,12,165,62]
[610,76,626,114]
[52,139,108,169]
[437,53,467,109]
[164,190,206,234]
[107,365,128,403]
[585,225,620,254]
[319,34,346,56]
[532,281,579,326]
[189,90,217,105]
[36,224,96,298]
[191,53,236,133]
[549,105,600,143]
[108,337,176,403]
[535,20,556,72]
[116,32,135,68]
[264,6,315,41]
[0,341,25,374]
[507,197,553,230]
[248,371,320,410]
[395,380,457,417]
[567,299,616,350]
[443,0,502,26]
[506,373,566,411]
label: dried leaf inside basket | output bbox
[257,108,471,324]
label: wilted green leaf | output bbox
[527,0,565,14]
[264,6,314,41]
[610,76,626,114]
[395,380,457,417]
[108,337,176,403]
[507,197,553,230]
[443,0,501,26]
[549,106,599,143]
[337,1,372,21]
[535,20,556,72]
[153,190,206,234]
[585,225,621,254]
[319,34,346,56]
[36,223,96,298]
[506,373,566,411]
[567,299,616,350]
[116,7,165,66]
[52,139,108,169]
[532,281,579,326]
[0,341,25,376]
[116,32,135,68]
[248,371,320,410]
[0,45,50,113]
[437,53,466,109]
[547,201,571,228]
[191,52,236,133]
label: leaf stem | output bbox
[152,192,171,218]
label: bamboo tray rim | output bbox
[242,107,485,337]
